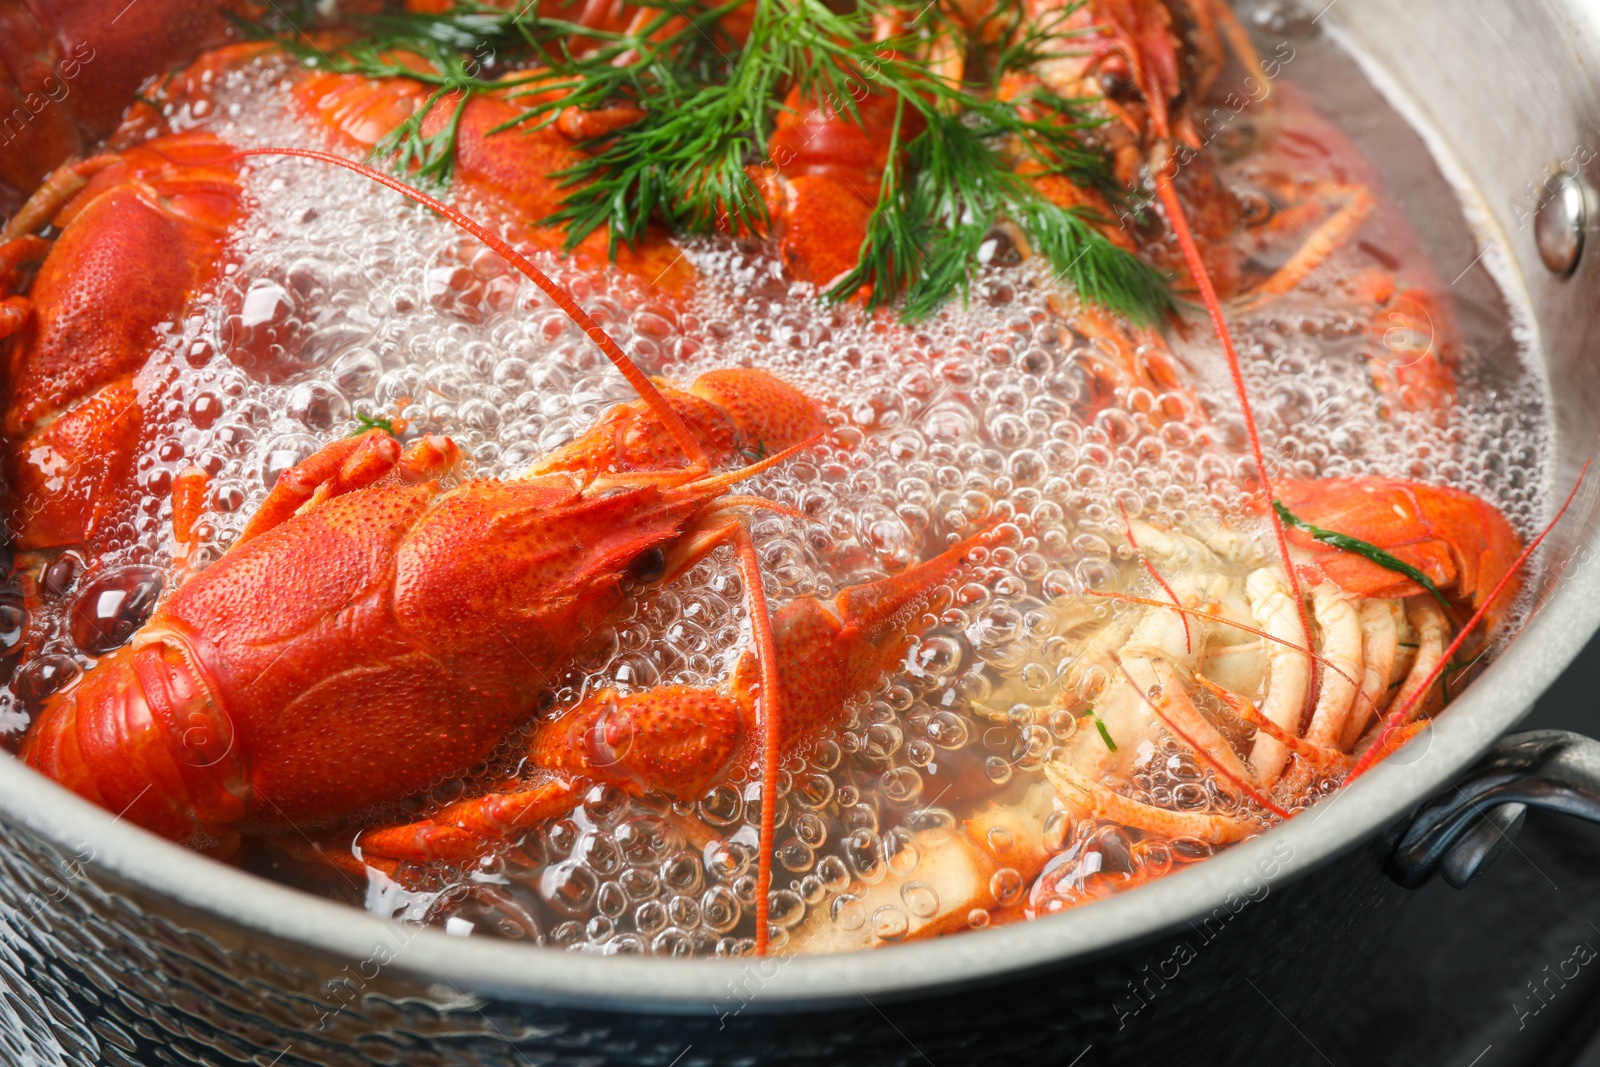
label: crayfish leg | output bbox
[1045,761,1260,845]
[1244,567,1311,785]
[236,430,460,545]
[0,235,49,291]
[529,686,746,803]
[0,296,27,342]
[1389,598,1448,726]
[1139,657,1257,791]
[171,464,209,556]
[0,157,98,240]
[529,368,828,483]
[1235,183,1375,309]
[357,781,581,867]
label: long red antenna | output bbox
[731,526,783,956]
[1346,458,1593,781]
[1117,661,1290,819]
[1150,148,1317,722]
[229,148,712,469]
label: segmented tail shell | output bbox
[22,636,245,851]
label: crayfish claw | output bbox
[398,434,463,483]
[237,429,425,544]
[357,780,581,867]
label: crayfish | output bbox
[19,151,998,956]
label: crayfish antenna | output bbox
[729,523,783,956]
[678,433,826,496]
[1149,142,1317,725]
[227,148,712,470]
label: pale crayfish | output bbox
[1019,475,1539,907]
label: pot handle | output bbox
[1387,730,1600,889]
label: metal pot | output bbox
[5,1,1600,1064]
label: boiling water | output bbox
[2,18,1552,955]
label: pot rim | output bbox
[6,562,1594,1012]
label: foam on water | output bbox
[4,48,1551,954]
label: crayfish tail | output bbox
[22,638,246,852]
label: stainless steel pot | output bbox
[4,1,1600,1064]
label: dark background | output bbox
[1272,629,1600,1067]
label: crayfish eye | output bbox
[626,546,667,585]
[1099,67,1138,102]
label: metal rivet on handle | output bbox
[1535,171,1587,275]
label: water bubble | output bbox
[667,894,699,928]
[768,889,806,930]
[871,905,910,942]
[332,348,382,394]
[778,838,815,873]
[701,885,742,933]
[878,766,923,805]
[844,829,886,883]
[0,596,25,659]
[901,881,940,918]
[12,655,79,709]
[596,880,627,919]
[699,784,744,828]
[574,831,622,877]
[984,756,1014,785]
[793,812,828,849]
[43,556,80,598]
[69,567,163,655]
[620,866,661,903]
[817,855,851,893]
[990,868,1025,907]
[634,899,669,935]
[538,861,599,916]
[615,816,673,866]
[831,894,866,931]
[659,850,703,895]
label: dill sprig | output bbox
[281,8,550,184]
[1086,706,1118,752]
[271,0,1173,322]
[353,412,396,435]
[544,0,883,245]
[288,0,739,187]
[832,93,1171,323]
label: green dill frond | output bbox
[830,104,1171,324]
[1012,201,1175,325]
[266,0,1174,324]
[546,0,879,250]
[353,412,396,435]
